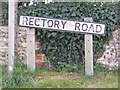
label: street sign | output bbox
[19,15,105,35]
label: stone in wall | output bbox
[97,29,119,70]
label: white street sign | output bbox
[19,15,105,35]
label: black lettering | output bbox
[75,22,80,31]
[41,19,47,27]
[88,24,94,32]
[82,24,88,31]
[29,17,34,25]
[96,25,102,33]
[22,17,28,25]
[47,20,53,27]
[35,18,40,26]
[61,21,67,29]
[54,20,59,28]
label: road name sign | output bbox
[19,15,105,35]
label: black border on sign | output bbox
[19,15,106,36]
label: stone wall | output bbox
[15,27,27,63]
[0,26,8,64]
[0,26,27,64]
[0,26,120,70]
[97,29,120,70]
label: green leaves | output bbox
[2,2,118,69]
[18,2,118,69]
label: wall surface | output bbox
[0,26,119,70]
[0,26,27,64]
[97,29,119,70]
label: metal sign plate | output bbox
[19,15,105,35]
